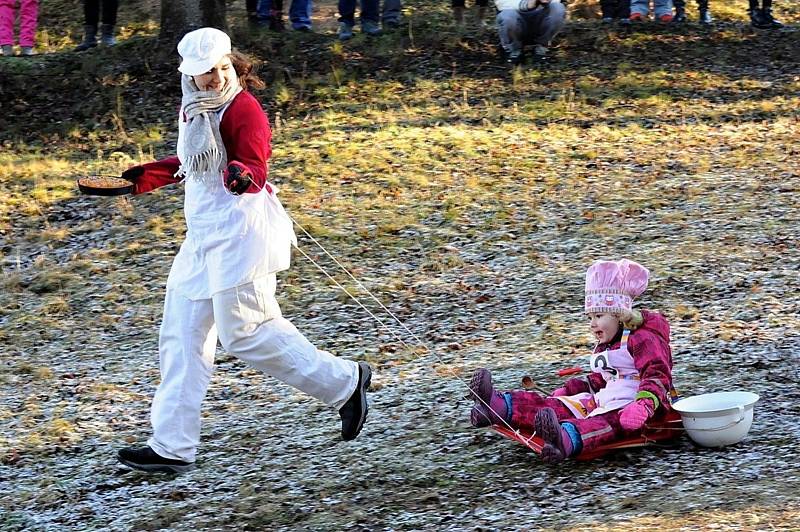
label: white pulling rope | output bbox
[287,213,532,440]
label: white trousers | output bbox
[148,275,359,462]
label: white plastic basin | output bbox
[672,391,759,448]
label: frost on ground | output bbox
[2,3,800,530]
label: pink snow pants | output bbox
[0,0,38,47]
[507,390,626,454]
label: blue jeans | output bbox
[382,0,401,23]
[338,0,379,25]
[258,0,311,28]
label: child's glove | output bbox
[224,161,252,195]
[551,387,569,397]
[619,399,654,431]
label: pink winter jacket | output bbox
[562,310,674,412]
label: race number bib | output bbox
[590,350,619,380]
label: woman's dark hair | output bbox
[230,50,265,91]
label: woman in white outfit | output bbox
[116,28,371,473]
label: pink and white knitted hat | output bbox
[585,259,649,314]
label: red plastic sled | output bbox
[491,410,683,460]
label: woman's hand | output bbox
[224,161,253,195]
[551,387,569,397]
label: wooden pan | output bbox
[77,175,135,196]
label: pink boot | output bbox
[467,368,508,428]
[535,407,573,464]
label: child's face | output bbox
[587,312,620,344]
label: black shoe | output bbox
[750,8,770,28]
[505,49,523,65]
[698,9,713,24]
[672,7,687,23]
[117,446,195,474]
[339,361,372,441]
[762,8,783,28]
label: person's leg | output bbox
[75,0,99,51]
[506,390,574,430]
[452,0,466,23]
[338,0,356,38]
[653,0,673,20]
[696,0,711,24]
[761,0,782,27]
[18,0,37,48]
[520,1,566,59]
[289,0,312,30]
[630,0,649,18]
[600,0,617,20]
[616,0,631,19]
[98,0,117,45]
[381,0,401,26]
[566,411,625,455]
[359,0,380,24]
[496,9,525,62]
[522,0,567,46]
[100,0,117,26]
[536,409,623,463]
[672,0,686,22]
[213,276,359,410]
[84,0,100,26]
[146,290,218,463]
[257,0,273,20]
[0,0,15,48]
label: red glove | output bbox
[223,161,253,195]
[619,399,654,431]
[551,387,569,397]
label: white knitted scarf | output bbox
[176,73,241,186]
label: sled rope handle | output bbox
[289,214,525,438]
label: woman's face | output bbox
[587,312,620,344]
[192,56,236,92]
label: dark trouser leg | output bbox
[600,0,617,18]
[359,0,380,23]
[338,0,356,25]
[616,0,630,18]
[101,0,118,26]
[382,0,401,24]
[84,0,100,26]
[697,0,711,23]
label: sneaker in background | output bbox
[362,20,382,36]
[338,22,354,41]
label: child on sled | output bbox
[468,258,674,463]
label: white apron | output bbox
[167,104,297,301]
[556,329,640,418]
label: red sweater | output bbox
[133,91,272,195]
